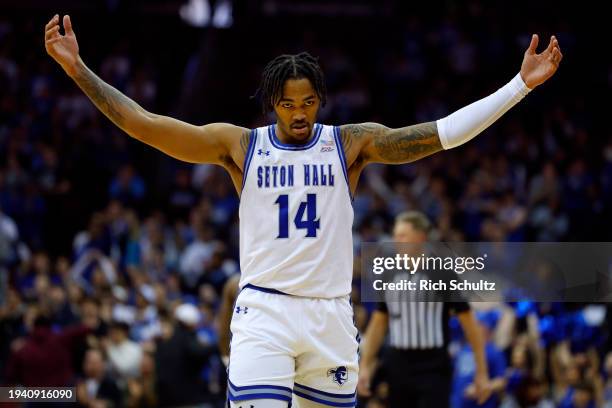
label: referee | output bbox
[358,211,491,407]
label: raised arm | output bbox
[44,14,248,166]
[340,34,562,172]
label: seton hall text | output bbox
[257,164,336,188]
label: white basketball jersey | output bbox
[239,123,354,298]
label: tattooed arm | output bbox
[70,59,249,165]
[44,14,249,167]
[339,122,443,166]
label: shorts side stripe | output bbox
[293,390,355,407]
[228,381,292,402]
[293,382,355,399]
[228,379,292,393]
[229,387,293,398]
[228,391,292,402]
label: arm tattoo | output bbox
[341,122,442,164]
[340,123,380,154]
[373,122,442,163]
[72,63,149,129]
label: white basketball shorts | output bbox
[227,284,359,407]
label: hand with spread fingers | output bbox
[44,14,80,77]
[520,34,563,89]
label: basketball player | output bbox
[45,14,562,408]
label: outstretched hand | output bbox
[520,34,563,89]
[44,14,80,76]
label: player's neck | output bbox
[274,123,315,146]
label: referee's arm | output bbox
[357,310,389,397]
[456,310,492,404]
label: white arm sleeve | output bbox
[436,73,531,150]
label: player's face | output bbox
[274,78,320,143]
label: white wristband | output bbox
[436,73,531,150]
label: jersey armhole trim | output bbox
[333,126,353,200]
[241,128,258,192]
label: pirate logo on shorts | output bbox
[327,366,348,386]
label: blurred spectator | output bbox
[130,285,161,342]
[73,213,112,257]
[126,351,157,408]
[0,207,19,265]
[0,288,23,383]
[47,283,79,327]
[167,168,198,222]
[558,382,597,408]
[76,348,122,408]
[105,320,143,381]
[155,303,215,407]
[5,315,91,387]
[529,195,569,241]
[109,164,146,208]
[563,159,596,239]
[500,376,554,408]
[70,249,117,295]
[179,224,217,290]
[528,162,560,207]
[496,191,527,241]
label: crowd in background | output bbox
[1,1,611,407]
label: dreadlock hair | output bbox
[255,52,327,114]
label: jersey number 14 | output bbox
[275,194,320,238]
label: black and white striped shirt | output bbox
[377,271,470,350]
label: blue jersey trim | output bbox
[268,123,323,150]
[242,283,289,296]
[333,126,353,200]
[241,128,257,192]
